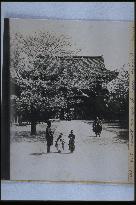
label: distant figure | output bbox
[68,130,75,153]
[55,133,65,153]
[46,121,53,153]
[93,117,102,137]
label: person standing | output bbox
[55,133,65,153]
[46,121,53,153]
[93,117,102,137]
[68,130,75,153]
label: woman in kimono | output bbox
[93,117,102,137]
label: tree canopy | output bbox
[10,30,128,134]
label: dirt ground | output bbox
[10,120,128,183]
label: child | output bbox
[55,133,65,153]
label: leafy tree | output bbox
[107,64,129,120]
[10,32,80,134]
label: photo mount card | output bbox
[2,18,134,184]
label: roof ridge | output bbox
[57,56,103,58]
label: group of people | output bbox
[45,121,75,154]
[45,117,102,153]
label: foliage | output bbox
[10,32,80,121]
[10,31,128,124]
[107,65,129,119]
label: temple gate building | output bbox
[10,55,118,123]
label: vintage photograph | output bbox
[9,19,134,182]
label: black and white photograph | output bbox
[9,19,134,182]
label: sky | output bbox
[10,18,133,71]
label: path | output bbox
[10,120,128,183]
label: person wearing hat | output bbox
[46,120,53,153]
[68,130,75,153]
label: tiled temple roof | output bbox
[44,55,118,86]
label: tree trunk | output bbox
[31,121,36,135]
[18,115,22,126]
